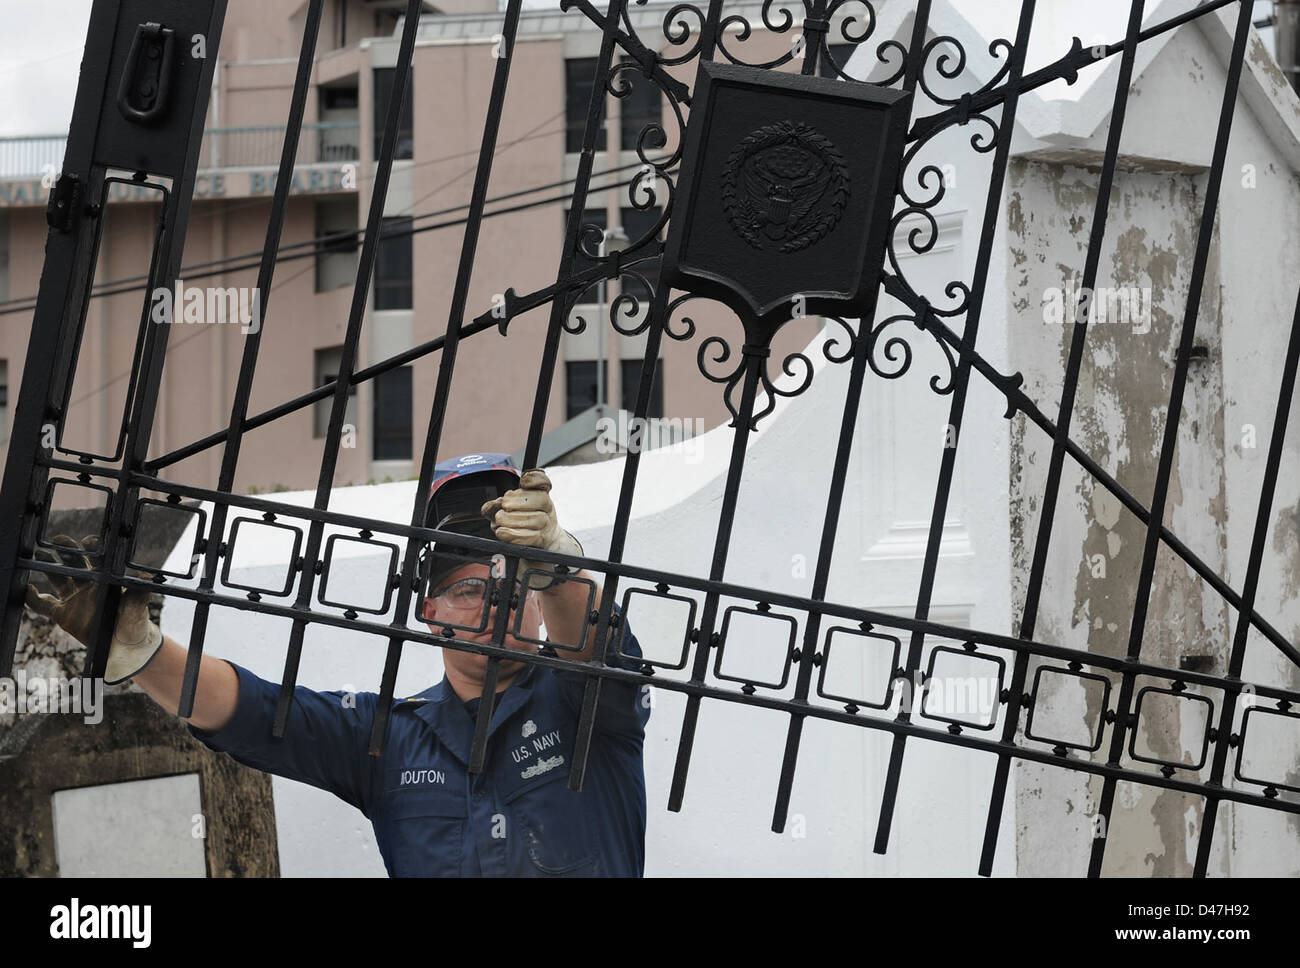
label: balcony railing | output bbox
[196,122,361,169]
[0,135,64,180]
[0,122,360,178]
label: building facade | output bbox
[0,0,835,494]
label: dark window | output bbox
[313,346,358,439]
[819,42,857,79]
[318,82,360,162]
[618,205,661,306]
[0,358,7,445]
[373,67,414,160]
[373,216,413,310]
[565,58,605,153]
[620,358,663,418]
[373,366,413,460]
[618,57,663,151]
[315,198,359,292]
[566,359,607,420]
[321,87,357,111]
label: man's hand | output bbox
[24,534,162,684]
[480,468,583,590]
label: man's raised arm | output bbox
[24,534,239,731]
[131,637,239,732]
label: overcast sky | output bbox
[0,0,93,137]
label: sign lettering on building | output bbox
[0,164,353,208]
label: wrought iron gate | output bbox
[0,0,1296,878]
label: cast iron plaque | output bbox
[662,61,911,345]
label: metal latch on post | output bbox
[117,21,176,124]
[45,174,82,232]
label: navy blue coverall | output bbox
[187,607,650,876]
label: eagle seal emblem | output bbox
[721,120,850,254]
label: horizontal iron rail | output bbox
[22,485,1300,710]
[19,552,1300,819]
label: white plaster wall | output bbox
[1205,18,1300,879]
[1003,17,1300,877]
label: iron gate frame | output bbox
[0,0,1296,878]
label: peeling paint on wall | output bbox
[1007,155,1239,876]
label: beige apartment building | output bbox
[0,0,850,493]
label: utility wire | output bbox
[58,163,672,408]
[0,155,663,316]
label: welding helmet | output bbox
[417,452,520,622]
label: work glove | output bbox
[23,534,163,685]
[480,469,583,591]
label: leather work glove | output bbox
[480,469,583,590]
[24,534,163,685]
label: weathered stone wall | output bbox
[1,508,280,877]
[0,693,279,877]
[1007,151,1300,876]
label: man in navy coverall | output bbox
[25,454,651,877]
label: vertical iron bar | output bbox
[83,2,229,681]
[177,0,325,718]
[367,0,525,755]
[976,0,1145,877]
[800,0,830,77]
[1087,0,1255,879]
[873,0,1035,857]
[466,0,628,774]
[566,0,726,792]
[697,0,724,60]
[769,0,933,833]
[272,0,423,738]
[563,281,667,791]
[667,352,764,811]
[1193,280,1300,876]
[0,0,119,675]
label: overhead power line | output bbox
[0,157,666,316]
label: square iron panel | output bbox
[712,604,797,691]
[815,623,903,712]
[1024,665,1112,753]
[37,479,113,558]
[617,585,698,672]
[662,60,911,343]
[317,533,400,616]
[127,498,207,580]
[511,569,597,652]
[219,517,302,598]
[1233,705,1300,795]
[919,644,1006,731]
[1127,685,1214,773]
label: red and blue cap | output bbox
[427,452,520,514]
